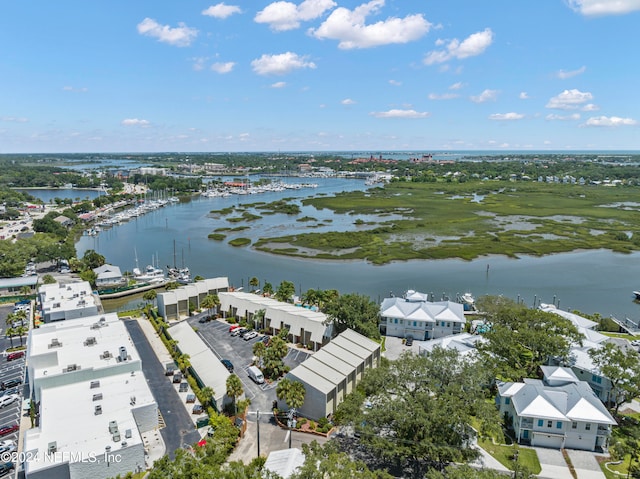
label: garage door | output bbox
[533,432,564,449]
[564,435,595,451]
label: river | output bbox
[68,178,640,321]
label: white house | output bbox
[156,277,229,320]
[496,366,616,451]
[379,290,466,340]
[93,264,125,287]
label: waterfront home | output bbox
[282,329,381,421]
[379,290,466,340]
[38,281,101,323]
[418,332,485,358]
[93,264,125,287]
[496,366,616,451]
[217,291,332,351]
[156,277,229,320]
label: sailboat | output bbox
[132,249,165,283]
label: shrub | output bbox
[308,420,316,430]
[318,417,329,429]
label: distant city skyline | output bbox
[1,1,639,153]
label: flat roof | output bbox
[168,322,230,402]
[24,371,154,474]
[0,276,38,288]
[28,313,140,381]
[39,281,100,314]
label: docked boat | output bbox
[168,267,191,284]
[133,264,165,282]
[633,291,640,301]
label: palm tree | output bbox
[200,386,215,409]
[19,285,31,298]
[142,289,157,305]
[15,326,28,347]
[276,378,306,411]
[226,374,244,416]
[177,353,191,375]
[262,281,274,297]
[253,341,266,368]
[5,327,16,348]
[249,276,259,292]
[201,293,220,319]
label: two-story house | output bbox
[496,366,616,451]
[379,290,466,341]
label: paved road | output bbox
[124,319,200,459]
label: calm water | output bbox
[75,178,640,320]
[19,188,103,203]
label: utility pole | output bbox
[257,410,260,457]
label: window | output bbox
[556,422,562,429]
[537,419,544,427]
[394,318,398,324]
[413,321,417,327]
[572,422,577,429]
[547,421,553,428]
[585,423,591,431]
[505,398,510,405]
[591,375,602,384]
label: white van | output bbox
[247,366,264,384]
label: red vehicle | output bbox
[229,324,242,333]
[0,425,19,437]
[6,352,24,361]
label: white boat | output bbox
[633,291,640,301]
[133,264,165,282]
[460,293,475,305]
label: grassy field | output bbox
[251,181,640,264]
[478,438,542,474]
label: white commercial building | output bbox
[284,329,381,420]
[379,290,466,341]
[38,281,101,323]
[156,277,229,320]
[218,291,332,351]
[24,313,158,479]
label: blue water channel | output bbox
[63,177,640,321]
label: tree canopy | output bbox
[589,342,640,414]
[476,295,583,381]
[334,347,499,477]
[323,292,380,339]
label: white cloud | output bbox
[582,103,599,111]
[309,0,431,49]
[202,3,242,19]
[470,89,498,103]
[449,82,464,90]
[566,0,640,16]
[341,98,356,105]
[1,116,28,123]
[370,109,430,118]
[389,79,402,86]
[488,112,524,120]
[546,113,581,120]
[271,81,287,88]
[121,118,150,127]
[211,62,235,73]
[519,92,529,99]
[251,52,316,75]
[62,86,88,92]
[556,66,586,79]
[255,0,336,31]
[546,89,593,109]
[583,115,637,126]
[423,28,493,65]
[428,93,459,100]
[137,18,198,47]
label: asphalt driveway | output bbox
[534,447,572,479]
[565,449,607,479]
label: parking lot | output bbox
[188,317,311,415]
[0,304,27,476]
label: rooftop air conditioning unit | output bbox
[94,405,102,415]
[109,421,118,434]
[112,433,121,442]
[93,393,103,401]
[48,442,57,454]
[119,347,128,362]
[90,380,100,389]
[125,429,132,439]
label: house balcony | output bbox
[597,425,611,435]
[520,418,533,429]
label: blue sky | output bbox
[1,0,640,153]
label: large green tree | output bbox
[201,293,220,319]
[323,292,380,339]
[225,374,244,416]
[589,342,640,414]
[334,347,500,477]
[275,280,295,303]
[276,377,306,411]
[477,296,583,381]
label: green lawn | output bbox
[478,438,541,474]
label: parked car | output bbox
[405,335,413,347]
[0,425,18,437]
[192,404,204,415]
[247,366,265,384]
[6,352,24,362]
[0,440,16,455]
[0,395,19,409]
[229,324,242,333]
[261,335,271,345]
[220,359,234,373]
[231,327,246,337]
[0,388,19,398]
[0,462,14,476]
[173,372,183,384]
[0,379,22,390]
[179,382,188,393]
[243,331,259,341]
